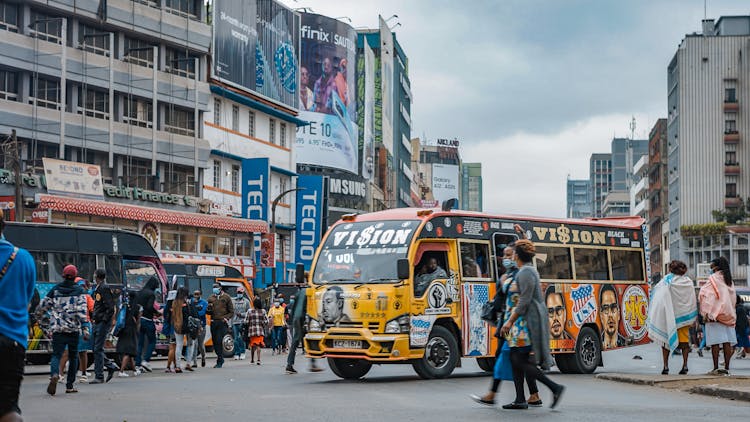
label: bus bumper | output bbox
[304,329,413,362]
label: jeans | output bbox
[0,334,25,416]
[175,333,185,369]
[51,332,79,389]
[271,326,285,351]
[509,347,560,404]
[233,324,245,356]
[192,325,206,365]
[211,320,228,365]
[92,321,110,380]
[136,319,156,366]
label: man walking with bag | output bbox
[208,283,233,368]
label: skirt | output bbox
[677,326,690,343]
[705,322,737,346]
[249,336,265,347]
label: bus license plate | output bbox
[333,340,362,349]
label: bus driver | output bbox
[415,257,448,297]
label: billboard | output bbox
[212,0,299,110]
[241,157,269,265]
[42,158,104,200]
[431,164,459,203]
[295,13,358,173]
[361,41,376,180]
[295,175,324,270]
[379,15,394,155]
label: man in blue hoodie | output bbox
[0,210,36,421]
[36,264,89,396]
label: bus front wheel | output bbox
[477,357,495,373]
[572,326,601,374]
[412,325,459,379]
[327,358,372,380]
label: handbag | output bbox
[480,300,497,323]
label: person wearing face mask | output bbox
[231,287,250,360]
[208,284,234,368]
[267,300,286,355]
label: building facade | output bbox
[667,16,750,284]
[589,153,612,218]
[461,163,482,212]
[566,179,592,218]
[647,118,668,280]
[630,155,649,219]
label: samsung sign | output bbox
[242,158,269,265]
[328,177,366,198]
[295,175,324,269]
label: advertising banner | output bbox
[212,0,299,110]
[362,41,376,180]
[260,233,275,268]
[296,13,359,173]
[42,157,104,200]
[431,164,459,203]
[379,15,394,155]
[295,175,324,270]
[241,157,269,265]
[0,196,15,221]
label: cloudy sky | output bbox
[286,0,749,217]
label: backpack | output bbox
[186,301,200,339]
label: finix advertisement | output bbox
[295,13,359,174]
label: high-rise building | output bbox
[668,16,750,285]
[589,153,612,217]
[461,163,483,212]
[629,155,649,220]
[566,179,592,218]
[646,118,668,281]
[611,137,648,191]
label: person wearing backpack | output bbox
[90,269,116,385]
[117,291,141,377]
[183,290,200,372]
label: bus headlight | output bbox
[385,315,410,334]
[307,317,324,332]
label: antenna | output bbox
[629,116,636,140]
[704,0,707,19]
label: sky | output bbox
[284,0,750,217]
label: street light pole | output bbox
[270,187,304,288]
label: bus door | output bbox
[458,240,496,357]
[411,241,460,321]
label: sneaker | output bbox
[234,356,239,361]
[240,353,246,360]
[134,369,142,376]
[65,388,78,394]
[551,385,565,409]
[78,375,88,384]
[141,361,153,372]
[285,366,298,374]
[213,363,223,368]
[707,368,722,376]
[118,372,129,378]
[47,375,59,396]
[106,367,116,383]
[89,378,104,384]
[697,349,704,357]
[718,368,730,375]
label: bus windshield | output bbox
[312,220,418,284]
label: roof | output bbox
[340,208,645,230]
[161,258,237,266]
[38,194,268,233]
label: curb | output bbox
[689,385,750,402]
[595,373,657,385]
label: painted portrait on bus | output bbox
[599,284,626,349]
[545,285,573,341]
[320,286,351,327]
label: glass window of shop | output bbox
[199,235,216,254]
[217,230,232,256]
[161,224,197,253]
[236,237,253,258]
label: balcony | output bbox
[633,199,649,217]
[724,131,740,144]
[632,177,648,198]
[724,101,739,112]
[725,163,741,175]
[725,196,742,208]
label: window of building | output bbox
[165,47,197,78]
[213,99,221,125]
[30,78,60,110]
[164,106,195,137]
[611,249,644,281]
[725,88,737,103]
[0,69,17,101]
[573,248,609,280]
[248,110,255,137]
[726,151,737,165]
[726,119,737,133]
[164,0,198,19]
[726,182,738,198]
[78,23,110,56]
[199,235,216,254]
[212,160,221,189]
[0,1,18,32]
[123,37,155,68]
[123,157,151,189]
[123,97,153,128]
[534,246,572,280]
[459,242,491,279]
[164,164,195,196]
[231,165,239,193]
[738,249,749,266]
[236,238,252,257]
[269,118,276,144]
[232,105,239,131]
[77,88,109,119]
[29,10,62,44]
[279,122,287,148]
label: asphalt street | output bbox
[19,345,750,422]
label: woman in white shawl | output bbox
[647,260,698,375]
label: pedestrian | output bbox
[267,299,286,355]
[499,240,565,409]
[171,287,191,373]
[699,256,737,375]
[36,265,90,395]
[285,287,322,374]
[246,297,268,365]
[163,286,177,373]
[117,291,141,377]
[646,260,698,375]
[58,277,94,384]
[190,290,208,368]
[735,295,750,358]
[135,276,161,373]
[90,268,117,384]
[208,283,234,368]
[471,245,542,406]
[232,287,250,360]
[0,209,36,420]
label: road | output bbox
[19,345,749,421]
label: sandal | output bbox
[661,368,669,375]
[679,367,688,375]
[175,368,183,373]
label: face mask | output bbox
[213,288,221,295]
[502,258,515,269]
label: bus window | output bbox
[51,252,76,282]
[414,248,450,297]
[31,251,49,282]
[493,233,517,252]
[611,249,644,281]
[460,242,491,279]
[78,254,97,282]
[124,260,158,290]
[573,248,609,280]
[106,255,122,285]
[535,246,572,280]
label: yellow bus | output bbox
[304,208,650,379]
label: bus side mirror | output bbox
[397,259,410,280]
[295,264,305,284]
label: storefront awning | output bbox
[37,194,268,233]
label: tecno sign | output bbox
[328,177,366,198]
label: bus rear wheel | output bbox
[327,358,372,380]
[412,325,459,379]
[477,357,495,373]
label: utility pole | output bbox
[270,187,304,287]
[12,130,23,221]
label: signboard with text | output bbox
[242,158,269,265]
[431,163,459,203]
[295,175,324,269]
[43,158,104,200]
